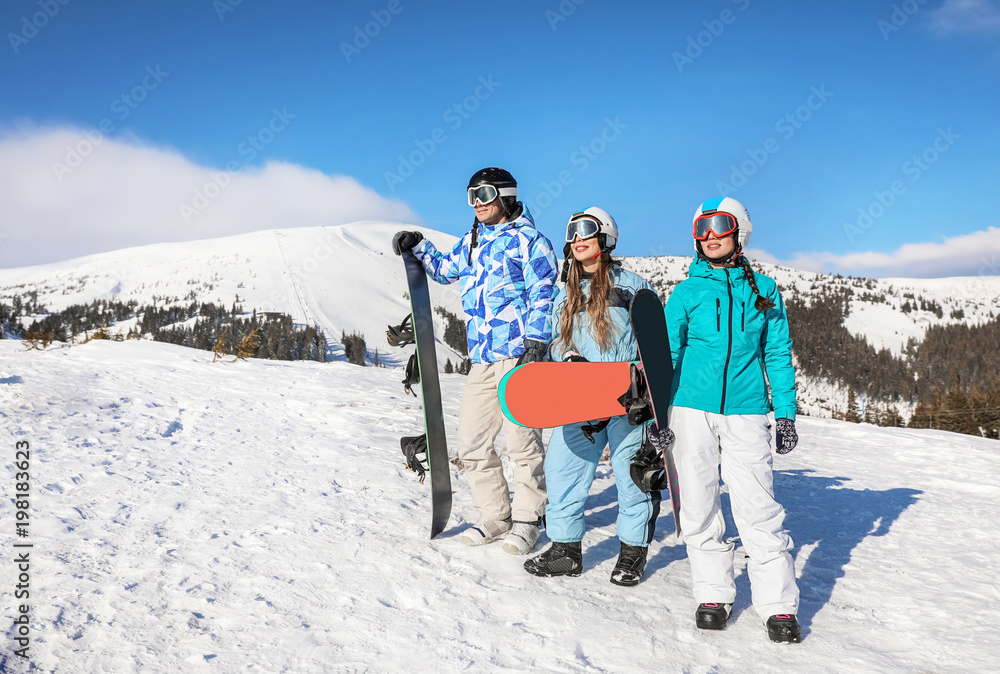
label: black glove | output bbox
[391,230,423,255]
[646,421,675,452]
[516,339,547,365]
[562,350,589,363]
[775,418,798,454]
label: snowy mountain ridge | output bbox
[3,222,997,421]
[2,222,997,358]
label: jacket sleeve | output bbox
[760,286,797,420]
[664,288,687,370]
[521,233,558,343]
[412,236,466,285]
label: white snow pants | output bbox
[669,406,799,619]
[458,359,547,523]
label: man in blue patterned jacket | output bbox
[392,167,558,555]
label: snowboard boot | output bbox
[695,603,733,630]
[766,614,801,643]
[609,542,648,587]
[461,517,512,547]
[523,541,583,577]
[502,519,541,555]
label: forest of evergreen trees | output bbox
[4,284,998,438]
[1,295,326,362]
[785,286,1000,438]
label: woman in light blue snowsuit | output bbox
[523,207,660,586]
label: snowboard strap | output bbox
[386,314,415,348]
[617,362,653,426]
[400,434,428,484]
[467,220,479,265]
[580,418,611,444]
[402,353,420,396]
[629,434,667,493]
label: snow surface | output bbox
[3,338,999,672]
[0,223,467,369]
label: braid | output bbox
[739,256,775,312]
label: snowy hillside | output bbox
[0,223,467,368]
[2,338,998,672]
[3,224,998,369]
[624,255,1000,356]
[623,255,1000,420]
[2,223,998,421]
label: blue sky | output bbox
[1,0,999,276]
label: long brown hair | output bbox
[555,252,622,355]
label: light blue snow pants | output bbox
[544,415,660,547]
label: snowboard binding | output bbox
[386,313,415,348]
[400,434,428,484]
[630,431,668,493]
[617,362,653,426]
[402,354,420,396]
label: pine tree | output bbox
[845,387,861,423]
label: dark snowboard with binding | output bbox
[630,288,682,537]
[389,250,453,538]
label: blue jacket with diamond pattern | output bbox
[413,205,558,365]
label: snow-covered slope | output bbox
[1,339,997,672]
[624,256,1000,356]
[2,224,998,418]
[623,255,1000,419]
[3,224,997,368]
[0,222,467,368]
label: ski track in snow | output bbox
[2,339,999,672]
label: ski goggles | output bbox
[467,184,516,206]
[693,212,739,240]
[565,216,602,243]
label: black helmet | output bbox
[468,167,518,216]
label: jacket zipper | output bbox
[720,269,735,414]
[716,299,721,332]
[741,301,745,332]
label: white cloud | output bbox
[929,0,1000,35]
[752,227,1000,278]
[0,126,418,268]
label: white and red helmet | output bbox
[692,196,753,253]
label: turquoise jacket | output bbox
[665,258,796,419]
[550,267,654,363]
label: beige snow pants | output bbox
[458,358,547,522]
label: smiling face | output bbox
[570,235,602,272]
[701,231,737,265]
[473,198,506,226]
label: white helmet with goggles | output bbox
[692,196,752,260]
[565,206,619,253]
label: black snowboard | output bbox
[630,288,681,537]
[402,249,452,538]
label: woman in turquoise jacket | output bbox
[523,207,660,587]
[664,197,802,643]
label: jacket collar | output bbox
[478,203,534,235]
[688,257,740,282]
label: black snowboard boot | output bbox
[766,614,801,643]
[609,542,648,587]
[695,602,733,630]
[523,541,582,577]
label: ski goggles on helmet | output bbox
[467,184,516,206]
[565,216,602,243]
[693,212,739,240]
